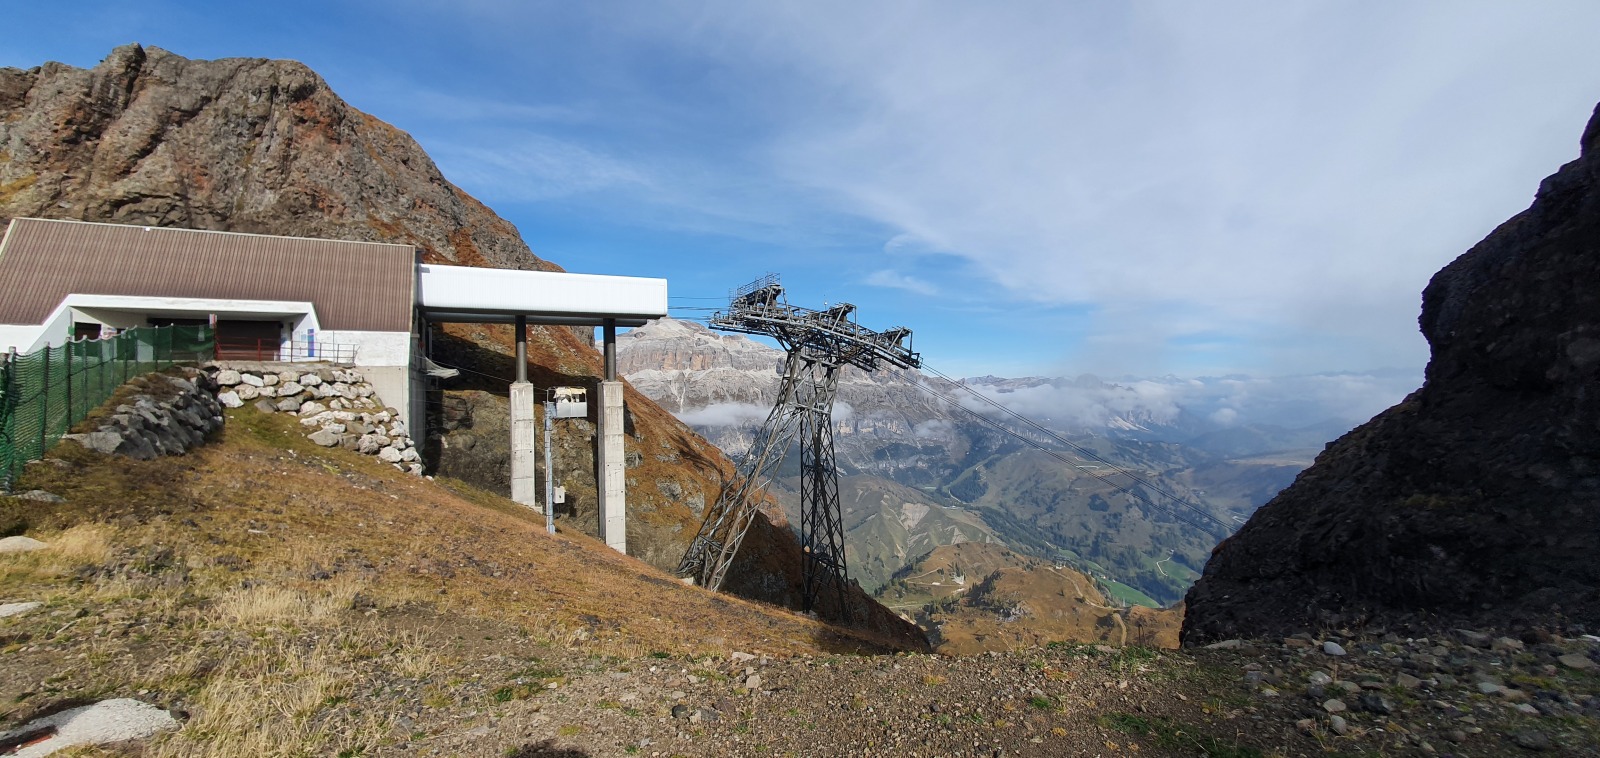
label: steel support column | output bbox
[675,275,919,615]
[603,318,617,381]
[514,315,530,384]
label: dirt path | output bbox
[1051,568,1126,646]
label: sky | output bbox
[8,1,1600,400]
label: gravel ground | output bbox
[4,596,1597,756]
[395,630,1600,757]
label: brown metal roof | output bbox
[0,218,416,331]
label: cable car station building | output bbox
[0,217,665,553]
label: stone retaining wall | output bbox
[214,367,421,474]
[62,369,224,460]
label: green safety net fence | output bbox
[0,325,214,491]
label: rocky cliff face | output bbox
[1182,104,1600,644]
[0,46,925,648]
[0,44,544,271]
[618,318,958,458]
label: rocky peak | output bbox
[1182,103,1600,644]
[618,317,959,454]
[0,43,550,271]
[619,318,784,374]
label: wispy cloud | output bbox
[430,133,651,202]
[961,369,1423,430]
[674,402,770,428]
[864,269,938,296]
[129,0,1600,378]
[396,90,593,125]
[591,1,1600,373]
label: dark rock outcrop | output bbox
[63,369,222,460]
[1183,104,1600,644]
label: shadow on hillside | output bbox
[506,740,589,757]
[426,326,600,398]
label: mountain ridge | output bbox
[619,317,1303,608]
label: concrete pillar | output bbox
[510,381,539,509]
[596,380,627,553]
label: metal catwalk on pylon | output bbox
[676,274,920,616]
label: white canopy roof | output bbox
[417,263,667,326]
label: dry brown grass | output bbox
[211,575,366,627]
[0,402,917,751]
[0,523,115,587]
[154,633,385,757]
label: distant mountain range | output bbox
[617,318,1413,607]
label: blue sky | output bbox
[8,1,1600,392]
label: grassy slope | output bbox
[0,405,918,755]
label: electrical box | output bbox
[553,386,587,419]
[553,486,566,504]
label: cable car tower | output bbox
[677,274,921,616]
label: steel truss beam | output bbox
[677,275,919,616]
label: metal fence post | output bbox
[38,345,50,457]
[2,348,13,490]
[65,339,74,424]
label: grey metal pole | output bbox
[603,318,617,381]
[543,398,556,535]
[515,315,528,384]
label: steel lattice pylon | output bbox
[676,274,920,615]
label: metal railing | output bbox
[0,325,215,491]
[215,339,355,364]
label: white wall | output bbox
[0,324,49,354]
[0,294,322,354]
[313,331,417,427]
[317,330,412,367]
[359,365,414,427]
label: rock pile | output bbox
[214,367,421,474]
[1201,628,1600,754]
[62,371,223,460]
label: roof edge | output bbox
[4,217,418,252]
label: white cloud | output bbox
[674,402,770,428]
[864,269,938,296]
[613,1,1600,373]
[959,369,1421,430]
[913,418,955,440]
[342,0,1600,376]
